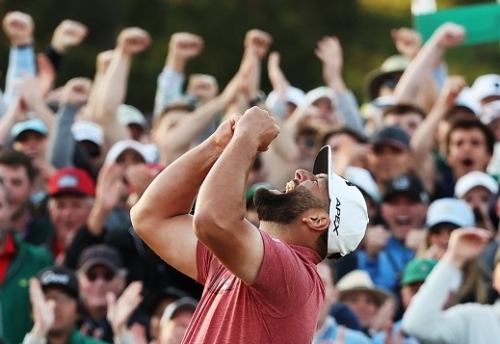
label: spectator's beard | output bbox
[254,187,328,224]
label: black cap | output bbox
[146,287,190,315]
[77,244,124,273]
[370,126,410,151]
[38,266,79,299]
[383,174,429,204]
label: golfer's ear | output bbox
[302,209,330,232]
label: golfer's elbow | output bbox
[130,201,155,238]
[193,209,233,241]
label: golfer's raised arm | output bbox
[130,115,240,280]
[194,107,280,284]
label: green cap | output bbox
[401,259,438,286]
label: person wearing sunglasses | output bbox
[76,244,144,342]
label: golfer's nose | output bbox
[295,169,315,182]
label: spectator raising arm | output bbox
[91,27,151,151]
[2,11,35,109]
[46,78,92,168]
[46,19,88,71]
[315,36,364,134]
[153,32,204,116]
[393,23,465,109]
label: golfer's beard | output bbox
[254,187,322,224]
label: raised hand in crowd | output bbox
[244,29,273,59]
[117,27,152,56]
[364,225,391,259]
[96,50,114,75]
[370,297,397,333]
[87,163,128,236]
[60,77,92,107]
[27,278,56,340]
[125,163,161,206]
[315,36,345,93]
[2,11,33,46]
[268,51,289,96]
[391,27,422,61]
[37,53,57,98]
[50,19,88,54]
[405,228,427,251]
[167,32,204,72]
[332,135,371,175]
[442,227,492,269]
[107,281,144,339]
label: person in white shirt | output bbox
[402,227,500,344]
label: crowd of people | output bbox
[0,8,499,344]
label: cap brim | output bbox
[365,70,404,100]
[339,287,394,308]
[313,145,330,176]
[372,139,409,151]
[78,258,119,273]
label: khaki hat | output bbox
[364,55,409,100]
[336,270,395,307]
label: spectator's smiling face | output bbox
[48,194,93,249]
[447,128,492,178]
[78,265,125,310]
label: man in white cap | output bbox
[454,171,499,232]
[132,107,368,343]
[471,74,500,108]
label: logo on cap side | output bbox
[333,198,341,235]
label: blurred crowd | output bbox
[0,8,499,344]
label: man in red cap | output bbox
[47,167,95,262]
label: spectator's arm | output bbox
[2,12,36,107]
[46,78,92,167]
[411,76,466,194]
[393,23,465,107]
[157,73,239,166]
[87,163,127,236]
[15,77,55,130]
[91,28,151,150]
[45,19,88,71]
[316,36,364,133]
[153,32,203,116]
[0,98,26,146]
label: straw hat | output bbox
[336,270,395,307]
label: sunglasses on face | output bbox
[86,270,115,282]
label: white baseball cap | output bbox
[455,87,481,115]
[471,74,500,102]
[304,87,337,107]
[266,86,305,109]
[313,145,369,259]
[426,198,475,229]
[454,171,499,199]
[71,121,104,146]
[117,104,147,128]
[160,297,198,327]
[105,139,150,164]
